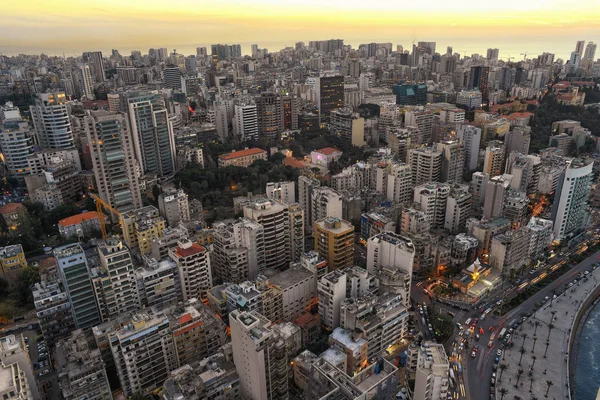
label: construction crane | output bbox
[89,193,122,240]
[520,52,529,60]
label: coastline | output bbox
[568,280,600,399]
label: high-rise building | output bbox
[230,310,289,400]
[0,334,39,399]
[126,92,176,178]
[212,218,265,283]
[266,181,295,205]
[444,184,472,234]
[437,140,465,183]
[0,119,34,182]
[54,243,101,329]
[490,226,531,273]
[405,108,434,144]
[314,217,354,271]
[108,311,177,396]
[551,159,593,241]
[411,342,450,400]
[575,40,586,56]
[504,126,531,156]
[56,329,112,400]
[486,48,500,61]
[469,66,490,100]
[233,104,259,141]
[386,163,413,205]
[298,176,320,230]
[93,238,140,322]
[120,205,167,254]
[456,124,481,172]
[244,199,299,270]
[318,269,347,331]
[413,183,451,229]
[32,280,76,348]
[288,204,305,262]
[506,153,541,195]
[256,93,284,139]
[169,240,212,301]
[30,92,74,149]
[84,110,142,213]
[158,188,190,227]
[483,141,505,177]
[85,51,106,82]
[408,146,442,185]
[163,66,182,90]
[483,173,513,220]
[316,75,344,124]
[79,64,95,100]
[392,83,428,105]
[311,187,343,227]
[584,41,597,60]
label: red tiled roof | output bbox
[315,147,341,156]
[174,242,206,258]
[58,211,100,227]
[283,157,306,169]
[0,203,25,215]
[218,148,266,160]
[179,313,193,325]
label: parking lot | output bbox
[21,325,59,399]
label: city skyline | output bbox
[1,1,599,59]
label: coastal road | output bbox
[463,248,600,400]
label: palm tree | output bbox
[516,368,524,387]
[518,347,527,366]
[533,321,541,336]
[531,355,537,370]
[546,323,555,341]
[531,336,538,353]
[543,340,550,358]
[499,363,508,381]
[514,396,523,400]
[529,376,535,392]
[545,380,553,397]
[521,333,529,348]
[499,387,509,400]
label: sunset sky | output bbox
[1,0,599,59]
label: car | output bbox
[492,372,497,379]
[496,349,502,357]
[569,282,574,287]
[24,337,28,343]
[494,357,500,363]
[492,364,498,372]
[491,377,496,385]
[38,372,44,377]
[459,343,464,350]
[496,299,503,306]
[28,325,33,330]
[456,323,462,330]
[544,296,550,302]
[475,334,480,340]
[553,294,558,299]
[465,318,472,325]
[499,343,505,350]
[585,270,590,276]
[489,326,496,332]
[471,350,477,358]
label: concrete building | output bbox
[126,92,175,178]
[386,163,413,205]
[451,234,479,265]
[314,217,354,271]
[265,264,317,322]
[502,190,529,228]
[408,146,442,185]
[84,110,143,212]
[79,64,95,99]
[316,75,344,124]
[108,311,177,396]
[158,188,190,227]
[58,211,102,240]
[506,153,541,196]
[93,238,140,322]
[483,141,505,177]
[234,104,259,142]
[483,174,512,220]
[120,206,166,255]
[527,217,554,259]
[0,245,26,276]
[298,176,320,230]
[413,183,450,229]
[340,293,408,359]
[55,329,112,400]
[490,227,532,274]
[329,327,368,376]
[468,217,511,255]
[412,342,450,400]
[244,199,299,270]
[169,240,212,301]
[255,93,284,139]
[212,218,265,283]
[318,269,348,331]
[32,280,75,348]
[400,208,430,235]
[405,108,433,144]
[444,184,472,234]
[30,92,74,149]
[0,120,34,182]
[149,226,188,261]
[551,159,593,241]
[266,181,295,205]
[437,140,465,184]
[504,126,531,156]
[169,298,228,367]
[360,212,396,241]
[311,187,343,227]
[456,124,481,172]
[0,334,38,400]
[217,148,267,168]
[54,244,100,329]
[163,66,182,90]
[230,310,289,400]
[310,147,343,168]
[135,258,181,309]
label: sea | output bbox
[575,300,600,399]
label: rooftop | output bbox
[314,147,342,156]
[58,211,100,227]
[218,147,266,160]
[0,203,25,215]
